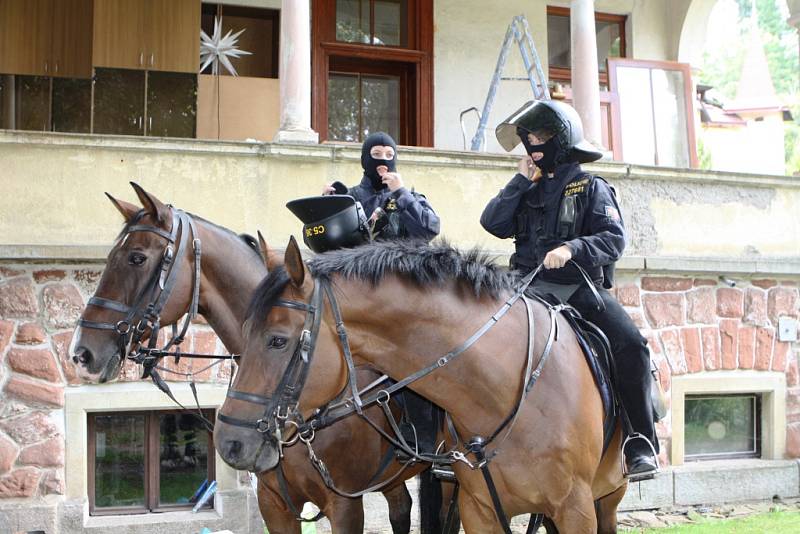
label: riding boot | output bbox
[400,390,440,454]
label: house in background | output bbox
[698,14,793,175]
[1,1,800,533]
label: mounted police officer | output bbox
[480,100,659,478]
[322,131,440,242]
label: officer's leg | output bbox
[567,286,658,477]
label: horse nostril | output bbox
[73,348,92,365]
[224,440,243,460]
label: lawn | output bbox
[635,510,800,533]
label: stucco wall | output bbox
[2,132,800,261]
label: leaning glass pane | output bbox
[94,414,146,508]
[159,413,210,506]
[361,75,400,142]
[615,66,656,165]
[374,0,405,47]
[547,14,571,69]
[336,0,370,44]
[52,78,92,134]
[651,68,690,168]
[328,73,360,142]
[685,395,757,458]
[595,20,621,72]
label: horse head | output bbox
[70,183,198,383]
[214,236,348,472]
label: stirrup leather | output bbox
[621,433,660,481]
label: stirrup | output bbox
[621,433,660,481]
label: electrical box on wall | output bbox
[778,317,798,342]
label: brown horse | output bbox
[218,237,629,533]
[69,183,426,533]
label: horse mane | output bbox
[245,241,515,326]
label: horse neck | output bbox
[192,220,266,355]
[335,277,526,438]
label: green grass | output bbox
[635,510,800,533]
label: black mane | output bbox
[245,241,515,326]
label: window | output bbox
[546,6,626,87]
[201,4,280,78]
[608,58,699,168]
[684,394,761,461]
[312,0,433,146]
[88,410,215,515]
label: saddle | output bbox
[527,289,618,453]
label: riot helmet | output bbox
[286,195,369,254]
[495,100,603,169]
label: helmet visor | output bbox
[495,101,564,152]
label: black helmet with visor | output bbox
[496,100,603,165]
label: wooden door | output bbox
[52,0,94,78]
[93,0,146,70]
[147,0,200,73]
[0,0,52,76]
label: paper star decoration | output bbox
[200,16,252,76]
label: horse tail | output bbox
[418,468,443,534]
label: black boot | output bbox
[623,433,659,480]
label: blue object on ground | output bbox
[192,480,218,513]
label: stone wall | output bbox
[611,273,800,466]
[0,264,230,502]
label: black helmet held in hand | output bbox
[495,100,603,164]
[286,195,369,254]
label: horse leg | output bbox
[325,495,365,534]
[595,484,627,534]
[256,475,302,534]
[457,489,504,534]
[550,482,597,534]
[383,483,412,534]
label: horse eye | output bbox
[267,336,288,350]
[128,253,147,266]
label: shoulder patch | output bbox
[605,205,620,221]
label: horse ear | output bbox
[105,192,139,222]
[257,230,281,272]
[130,182,169,224]
[284,236,305,288]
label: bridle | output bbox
[78,208,203,373]
[217,259,606,532]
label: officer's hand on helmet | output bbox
[380,170,404,192]
[517,157,542,182]
[543,245,573,269]
[322,183,336,195]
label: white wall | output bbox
[704,112,787,176]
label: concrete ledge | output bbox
[673,459,799,506]
[0,496,60,533]
[619,460,800,511]
[2,130,798,186]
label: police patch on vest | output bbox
[386,198,398,211]
[605,205,620,221]
[564,178,590,196]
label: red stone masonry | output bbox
[0,266,799,499]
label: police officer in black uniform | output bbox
[480,100,659,478]
[323,131,440,241]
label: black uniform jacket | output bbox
[480,162,625,286]
[348,176,440,241]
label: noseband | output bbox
[78,208,201,372]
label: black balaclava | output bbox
[518,127,568,174]
[361,132,398,190]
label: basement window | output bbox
[684,394,761,461]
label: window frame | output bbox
[87,409,216,516]
[683,393,762,462]
[546,6,627,87]
[311,0,433,146]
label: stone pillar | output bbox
[273,0,318,143]
[570,0,602,148]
